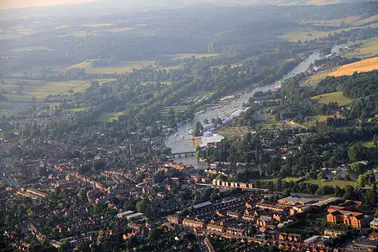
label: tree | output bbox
[357,174,367,187]
[193,121,203,137]
[315,187,325,195]
[136,198,150,213]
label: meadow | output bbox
[347,38,378,58]
[305,115,334,126]
[331,56,378,77]
[302,71,332,86]
[67,60,155,74]
[304,179,355,189]
[98,111,125,122]
[311,91,352,106]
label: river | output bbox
[165,45,344,167]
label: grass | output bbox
[347,38,378,58]
[156,66,182,71]
[67,60,155,74]
[65,107,89,113]
[304,179,355,189]
[283,177,303,183]
[161,106,188,116]
[142,81,172,86]
[166,54,219,60]
[308,16,360,27]
[311,91,352,106]
[279,23,378,42]
[354,14,378,26]
[331,56,378,77]
[363,140,375,148]
[302,71,332,86]
[217,126,250,138]
[305,115,333,126]
[98,112,125,122]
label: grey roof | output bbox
[193,201,212,209]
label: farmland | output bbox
[167,54,219,59]
[311,91,352,106]
[302,71,332,86]
[305,115,334,126]
[331,56,378,77]
[98,111,125,122]
[67,60,155,74]
[304,179,355,189]
[347,38,378,58]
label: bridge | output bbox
[170,151,196,158]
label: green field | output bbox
[167,54,219,60]
[311,91,352,106]
[280,23,378,42]
[347,38,378,58]
[283,177,303,183]
[67,60,155,74]
[305,115,334,126]
[302,71,332,86]
[142,81,172,86]
[98,111,125,122]
[161,106,188,116]
[304,179,355,189]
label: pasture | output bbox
[305,115,333,126]
[331,56,378,77]
[67,60,155,74]
[311,91,352,106]
[302,71,331,86]
[167,54,219,60]
[349,38,378,58]
[304,179,355,189]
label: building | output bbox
[370,217,378,230]
[167,216,182,225]
[183,219,204,229]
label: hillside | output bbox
[331,57,378,77]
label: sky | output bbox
[0,0,96,10]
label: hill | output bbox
[331,57,378,77]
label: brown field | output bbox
[331,57,378,77]
[67,60,155,74]
[310,16,360,27]
[217,126,250,138]
[354,14,378,26]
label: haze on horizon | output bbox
[0,0,96,10]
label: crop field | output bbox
[331,56,378,77]
[67,60,155,74]
[304,179,355,189]
[280,23,378,42]
[283,177,303,183]
[308,16,360,27]
[311,91,352,106]
[1,79,93,101]
[354,14,378,26]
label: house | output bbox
[167,216,182,225]
[183,219,204,229]
[370,217,378,230]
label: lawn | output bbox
[98,111,125,122]
[304,179,355,189]
[331,56,378,77]
[67,60,155,74]
[311,91,352,106]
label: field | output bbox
[331,56,378,77]
[280,23,378,42]
[161,106,188,116]
[98,112,125,122]
[311,91,352,106]
[217,126,250,138]
[1,78,112,101]
[354,14,378,26]
[302,71,331,86]
[142,81,172,86]
[304,179,355,189]
[81,23,115,28]
[308,16,360,27]
[67,60,155,74]
[167,54,219,60]
[305,115,333,126]
[283,177,303,183]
